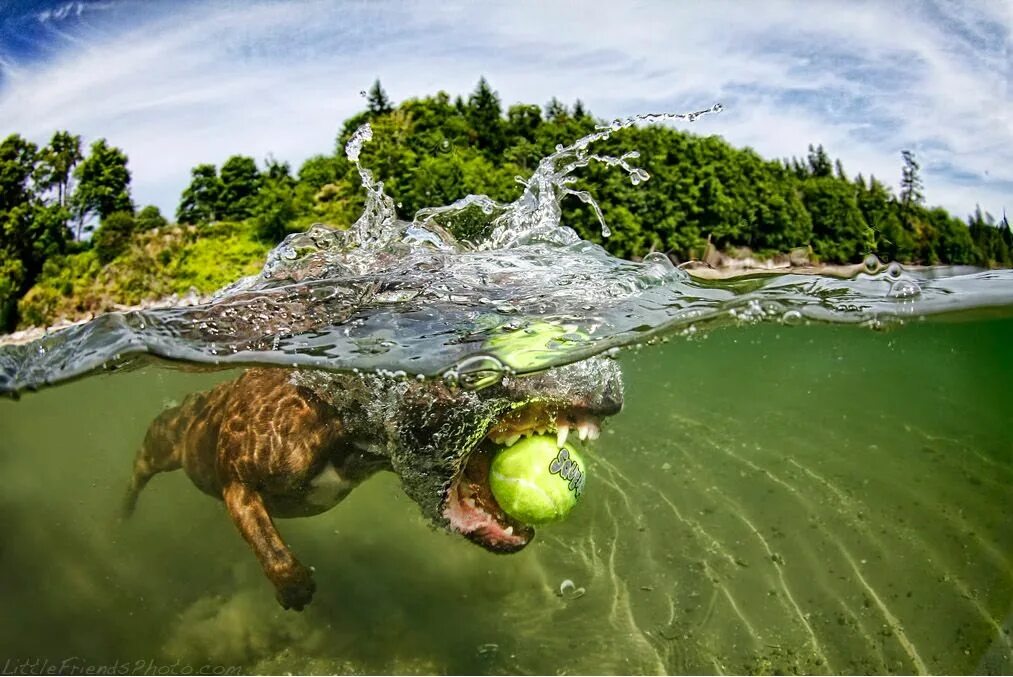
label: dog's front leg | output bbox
[222,482,316,610]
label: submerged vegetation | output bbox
[2,78,1011,331]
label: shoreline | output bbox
[0,255,874,347]
[0,290,212,346]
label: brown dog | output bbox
[124,359,623,610]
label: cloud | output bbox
[36,1,115,25]
[0,0,1008,220]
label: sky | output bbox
[0,0,1010,221]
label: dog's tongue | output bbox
[444,446,533,551]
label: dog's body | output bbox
[125,360,623,610]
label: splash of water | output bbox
[1,103,1012,395]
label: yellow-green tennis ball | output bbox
[482,322,588,372]
[489,435,586,524]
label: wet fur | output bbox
[124,362,622,611]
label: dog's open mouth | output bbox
[443,402,603,552]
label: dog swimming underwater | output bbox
[123,358,623,610]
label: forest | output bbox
[2,78,1010,331]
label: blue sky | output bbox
[1,0,1009,221]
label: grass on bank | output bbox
[17,220,271,328]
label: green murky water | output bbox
[0,314,1009,675]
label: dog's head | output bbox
[294,355,623,552]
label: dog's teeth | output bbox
[588,422,600,440]
[504,526,514,536]
[505,434,521,446]
[557,425,570,447]
[578,424,589,441]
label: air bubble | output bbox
[782,309,804,325]
[558,579,586,599]
[643,251,674,270]
[447,354,507,391]
[888,279,920,299]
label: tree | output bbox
[467,77,504,154]
[35,131,82,208]
[572,99,588,120]
[71,139,133,237]
[92,211,136,264]
[298,155,339,191]
[806,144,832,177]
[254,158,298,241]
[136,205,167,230]
[802,177,874,262]
[545,97,568,121]
[899,150,924,208]
[968,205,1012,267]
[0,134,38,211]
[857,176,913,261]
[176,164,223,224]
[366,79,393,116]
[0,134,75,328]
[219,155,262,220]
[506,104,542,140]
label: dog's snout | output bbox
[597,376,624,416]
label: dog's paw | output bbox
[275,564,316,611]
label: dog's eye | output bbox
[451,355,507,391]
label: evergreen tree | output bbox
[807,144,833,177]
[545,97,568,121]
[467,77,504,154]
[572,99,588,120]
[899,150,924,207]
[366,79,393,116]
